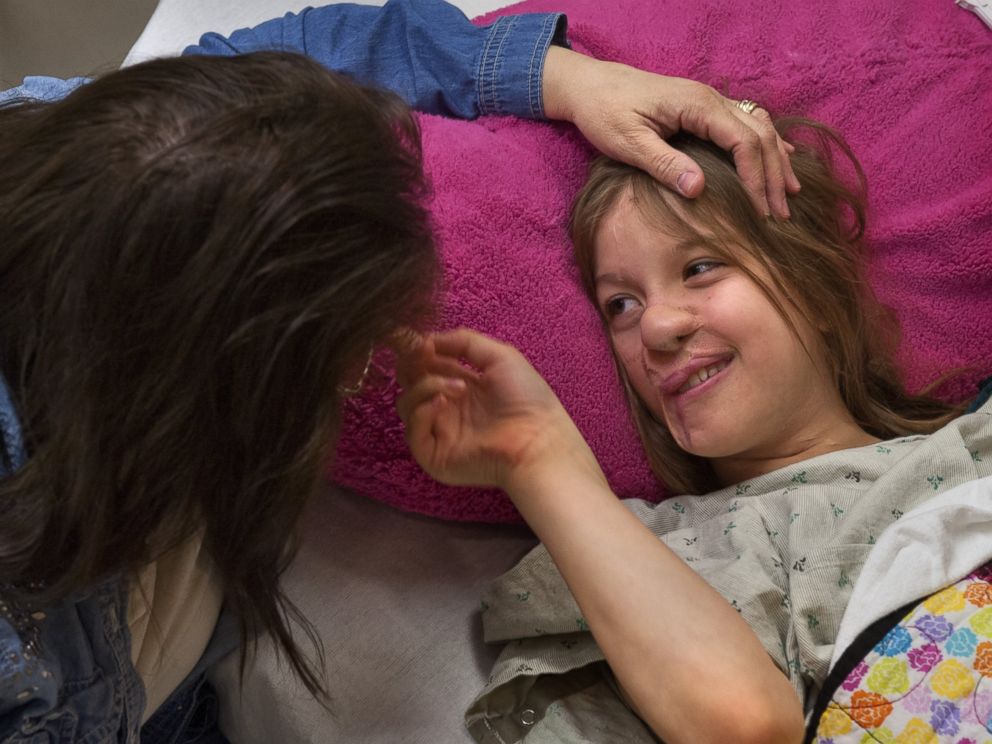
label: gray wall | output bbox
[0,0,159,87]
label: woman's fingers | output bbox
[542,47,801,219]
[726,103,791,217]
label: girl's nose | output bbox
[639,301,699,353]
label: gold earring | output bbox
[337,345,375,396]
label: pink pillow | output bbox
[331,0,992,523]
[332,115,657,523]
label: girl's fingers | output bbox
[399,379,466,476]
[395,330,483,389]
[396,374,466,424]
[430,328,509,370]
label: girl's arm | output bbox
[397,328,805,744]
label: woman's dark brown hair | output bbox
[0,52,438,696]
[570,119,961,495]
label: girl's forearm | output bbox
[504,453,805,744]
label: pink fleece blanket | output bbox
[331,0,992,523]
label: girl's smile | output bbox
[657,353,733,396]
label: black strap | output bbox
[803,598,918,744]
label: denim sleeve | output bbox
[183,0,568,120]
[0,76,90,106]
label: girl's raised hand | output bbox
[396,328,588,492]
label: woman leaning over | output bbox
[0,0,797,740]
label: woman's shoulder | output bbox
[0,579,142,740]
[0,589,62,733]
[0,76,90,107]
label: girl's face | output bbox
[593,193,864,481]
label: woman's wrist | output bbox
[541,46,595,123]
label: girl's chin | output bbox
[658,405,750,457]
[669,427,743,459]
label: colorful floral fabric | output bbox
[815,564,992,743]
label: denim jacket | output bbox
[0,2,566,741]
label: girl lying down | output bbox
[396,119,992,744]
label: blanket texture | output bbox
[331,0,992,523]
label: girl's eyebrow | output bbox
[594,239,707,286]
[594,271,629,287]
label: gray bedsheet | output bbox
[210,484,537,743]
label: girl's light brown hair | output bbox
[570,119,961,494]
[0,52,438,698]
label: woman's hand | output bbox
[542,46,800,219]
[396,328,598,493]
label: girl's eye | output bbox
[603,296,639,317]
[683,260,723,280]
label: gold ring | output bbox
[736,99,759,115]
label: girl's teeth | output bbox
[678,361,729,394]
